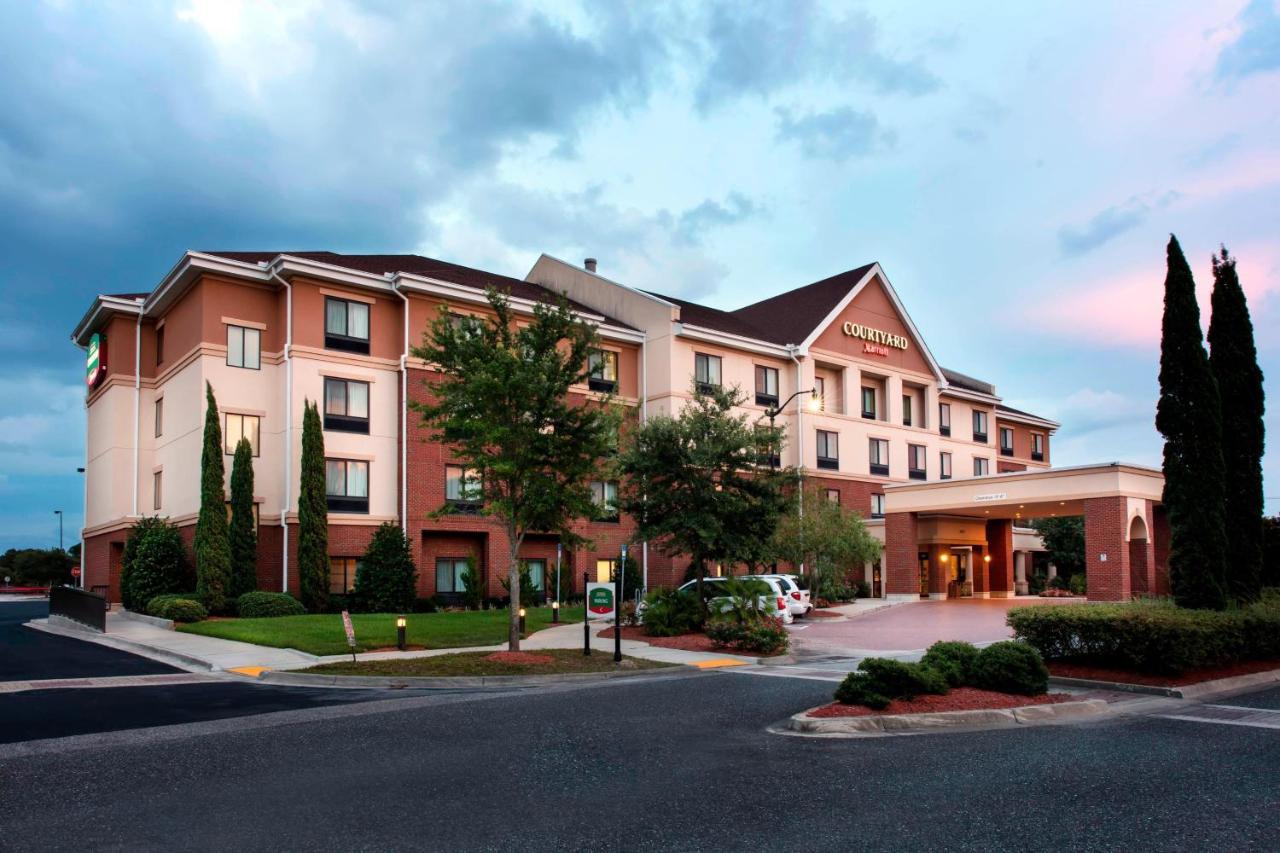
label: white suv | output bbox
[758,574,812,618]
[676,576,794,624]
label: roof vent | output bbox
[584,258,597,273]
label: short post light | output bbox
[396,615,407,651]
[519,607,527,637]
[552,599,560,623]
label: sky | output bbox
[1,0,1277,551]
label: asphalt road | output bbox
[0,601,177,681]
[2,670,1277,852]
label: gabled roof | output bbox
[641,291,773,341]
[731,263,877,346]
[940,367,996,397]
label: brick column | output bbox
[928,543,949,598]
[986,519,1014,597]
[1083,496,1130,601]
[971,545,987,597]
[884,512,919,599]
[1152,503,1171,596]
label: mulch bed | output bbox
[485,651,555,666]
[808,610,843,619]
[599,625,719,653]
[1048,659,1280,687]
[810,688,1073,718]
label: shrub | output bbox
[499,562,543,609]
[834,658,948,709]
[327,594,352,614]
[641,588,703,637]
[852,580,872,599]
[413,596,444,614]
[1049,575,1069,591]
[1008,600,1280,675]
[970,641,1049,695]
[460,559,485,610]
[706,616,789,655]
[1029,573,1046,595]
[353,523,418,613]
[921,641,981,687]
[149,597,207,623]
[236,591,305,618]
[618,600,638,627]
[1068,574,1087,596]
[120,517,191,613]
[146,592,205,615]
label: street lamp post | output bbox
[762,388,819,468]
[54,510,63,552]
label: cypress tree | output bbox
[228,436,258,600]
[194,382,232,614]
[353,522,417,613]
[1208,246,1266,603]
[1155,236,1228,610]
[297,399,329,612]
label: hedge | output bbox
[834,658,948,709]
[921,641,981,687]
[970,641,1049,695]
[1007,598,1280,675]
[149,597,207,623]
[236,591,306,618]
[147,593,206,616]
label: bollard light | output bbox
[519,607,527,637]
[396,615,407,651]
[552,600,559,623]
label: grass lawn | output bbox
[305,648,671,677]
[177,606,583,656]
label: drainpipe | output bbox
[789,345,805,574]
[272,270,292,593]
[132,312,142,518]
[640,331,648,593]
[392,282,409,531]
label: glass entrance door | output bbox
[918,552,929,598]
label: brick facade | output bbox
[985,519,1014,596]
[884,511,919,597]
[1083,496,1130,601]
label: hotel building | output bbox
[78,249,1158,605]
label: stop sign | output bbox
[71,568,81,579]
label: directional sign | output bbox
[586,583,615,620]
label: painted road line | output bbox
[689,659,749,670]
[0,673,217,694]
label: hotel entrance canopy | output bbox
[882,463,1168,601]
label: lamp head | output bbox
[395,616,406,629]
[519,607,527,618]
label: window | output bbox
[153,471,162,511]
[908,444,926,480]
[155,326,164,366]
[588,349,618,393]
[694,353,721,392]
[1000,426,1015,456]
[155,398,163,438]
[226,325,261,370]
[869,438,889,476]
[939,403,951,436]
[224,413,261,456]
[825,488,840,504]
[324,377,370,433]
[870,493,886,519]
[940,451,953,480]
[861,387,876,419]
[330,557,361,594]
[1032,433,1045,461]
[435,557,470,594]
[902,395,913,427]
[445,465,481,510]
[754,365,779,407]
[595,558,617,583]
[972,410,989,443]
[324,297,371,354]
[974,457,990,476]
[816,430,839,470]
[523,559,546,592]
[325,458,369,513]
[813,376,826,411]
[591,480,619,521]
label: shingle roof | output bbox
[203,251,633,329]
[996,403,1057,424]
[940,367,996,396]
[641,291,774,341]
[730,263,877,346]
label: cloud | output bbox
[773,107,895,160]
[675,193,760,245]
[1215,0,1280,81]
[1057,191,1181,256]
[692,0,939,111]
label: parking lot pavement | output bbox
[0,601,177,682]
[1196,684,1280,711]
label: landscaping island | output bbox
[304,648,671,677]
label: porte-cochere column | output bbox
[884,511,919,600]
[1083,496,1131,601]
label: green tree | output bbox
[353,522,417,612]
[1156,236,1228,610]
[411,289,618,650]
[1029,516,1085,580]
[1263,515,1279,589]
[194,382,231,613]
[617,384,794,616]
[1208,246,1266,603]
[297,399,329,613]
[771,485,882,600]
[1,548,76,587]
[120,517,191,611]
[228,436,258,599]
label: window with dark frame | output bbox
[694,353,721,393]
[226,325,261,370]
[591,480,619,521]
[155,398,163,438]
[861,387,876,419]
[153,470,162,511]
[435,557,470,594]
[814,376,826,411]
[1032,433,1045,461]
[1000,426,1015,456]
[445,465,481,511]
[940,451,952,480]
[325,458,369,513]
[754,365,779,407]
[323,377,370,433]
[588,349,618,393]
[902,394,913,426]
[939,402,951,436]
[870,493,885,519]
[972,410,989,443]
[816,430,839,470]
[329,557,361,594]
[908,444,926,480]
[869,437,889,476]
[224,413,260,456]
[324,296,371,354]
[522,559,546,592]
[825,488,840,504]
[974,457,990,476]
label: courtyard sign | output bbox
[586,583,615,619]
[86,332,107,388]
[842,322,909,351]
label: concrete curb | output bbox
[1048,667,1280,700]
[257,665,692,690]
[47,613,104,634]
[786,698,1111,736]
[25,619,215,673]
[116,610,176,631]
